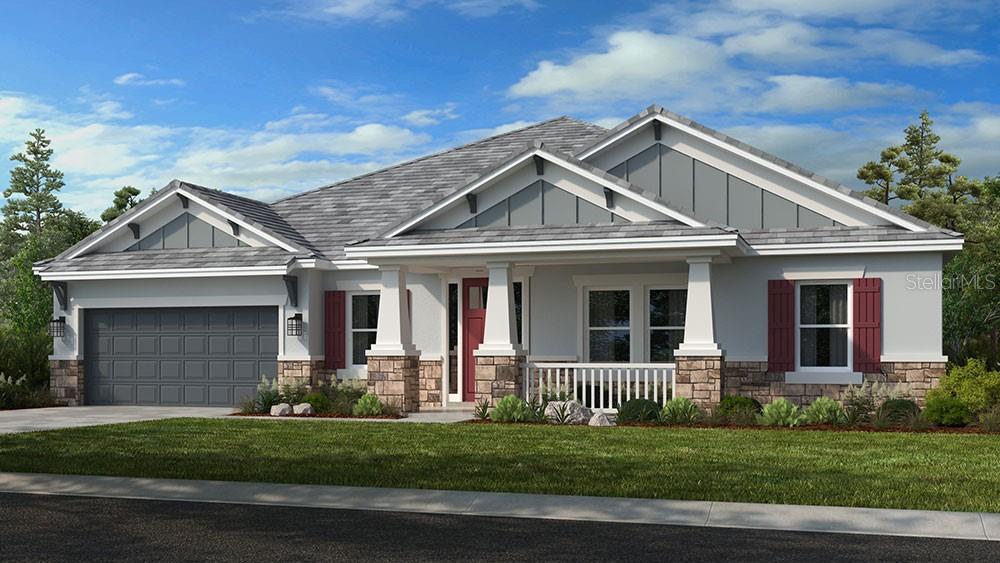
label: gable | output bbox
[605,143,836,229]
[584,117,908,230]
[83,189,275,256]
[405,148,695,235]
[457,180,629,228]
[125,212,250,251]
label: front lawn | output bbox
[1,419,999,512]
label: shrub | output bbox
[938,359,1000,414]
[617,399,661,423]
[316,380,367,415]
[526,396,546,423]
[490,394,533,423]
[758,398,803,427]
[473,398,491,420]
[380,398,403,417]
[352,393,383,417]
[0,329,52,389]
[301,391,332,413]
[717,396,762,418]
[923,394,973,427]
[979,406,1000,433]
[842,381,910,425]
[280,382,308,405]
[874,399,920,428]
[0,373,54,410]
[660,397,701,425]
[802,396,847,425]
[253,376,281,413]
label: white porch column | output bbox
[475,262,522,356]
[678,256,723,357]
[368,265,418,356]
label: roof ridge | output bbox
[271,116,597,204]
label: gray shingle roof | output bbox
[739,225,960,246]
[352,222,729,246]
[579,105,938,231]
[38,246,300,273]
[270,117,608,259]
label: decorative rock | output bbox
[544,400,591,424]
[588,412,614,427]
[270,403,292,417]
[293,403,314,415]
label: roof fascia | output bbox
[748,238,963,256]
[37,265,290,281]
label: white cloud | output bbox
[113,72,186,87]
[725,0,909,21]
[592,116,625,129]
[402,103,459,126]
[755,75,919,113]
[256,0,536,24]
[509,30,751,110]
[0,92,432,217]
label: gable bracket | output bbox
[127,223,140,239]
[176,193,189,209]
[653,120,662,141]
[465,193,478,214]
[533,155,545,175]
[283,275,299,308]
[603,188,614,209]
[228,220,241,237]
[50,281,68,310]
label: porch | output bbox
[349,225,741,412]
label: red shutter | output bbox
[768,279,795,373]
[853,278,882,373]
[325,291,346,370]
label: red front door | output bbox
[462,278,488,402]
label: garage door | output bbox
[84,307,278,406]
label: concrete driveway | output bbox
[0,406,234,434]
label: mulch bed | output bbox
[463,419,995,434]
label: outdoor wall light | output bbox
[48,316,66,338]
[286,313,303,336]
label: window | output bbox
[126,213,247,251]
[798,283,849,369]
[648,289,686,362]
[350,294,379,366]
[587,290,630,362]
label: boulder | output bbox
[544,400,591,425]
[588,412,614,427]
[293,403,315,415]
[270,403,292,417]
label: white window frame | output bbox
[791,280,859,382]
[583,286,633,363]
[646,286,687,364]
[345,291,379,377]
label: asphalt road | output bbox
[0,493,997,562]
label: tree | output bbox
[857,111,959,205]
[2,129,65,239]
[101,185,142,222]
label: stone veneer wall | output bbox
[474,355,525,406]
[418,359,443,408]
[49,359,85,406]
[673,355,722,408]
[366,355,420,413]
[722,361,945,406]
[276,359,330,388]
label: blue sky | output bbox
[1,0,998,217]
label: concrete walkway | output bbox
[0,472,995,542]
[0,406,233,434]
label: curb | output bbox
[0,472,996,542]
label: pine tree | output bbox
[101,185,142,222]
[3,129,65,237]
[857,111,959,205]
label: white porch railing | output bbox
[522,362,676,412]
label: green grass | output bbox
[1,419,999,512]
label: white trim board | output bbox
[750,239,963,255]
[37,266,289,281]
[577,113,927,232]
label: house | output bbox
[35,105,961,412]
